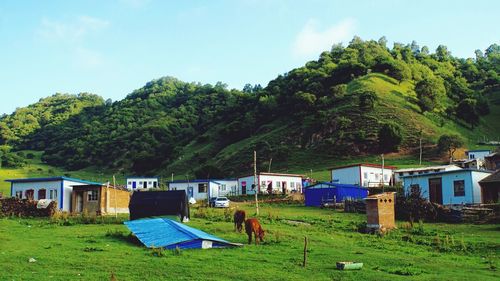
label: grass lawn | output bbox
[0,203,498,281]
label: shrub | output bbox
[378,122,403,152]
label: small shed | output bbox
[129,190,189,221]
[304,182,368,207]
[479,170,500,203]
[71,184,130,215]
[365,192,396,230]
[124,218,241,249]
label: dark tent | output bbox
[129,190,190,221]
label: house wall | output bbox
[101,187,130,214]
[169,182,210,200]
[332,166,360,185]
[467,151,491,160]
[11,180,88,212]
[402,171,491,204]
[238,175,303,195]
[210,180,238,197]
[332,166,394,187]
[126,177,159,190]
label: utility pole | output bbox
[171,173,174,182]
[113,175,117,219]
[381,154,385,193]
[268,158,272,173]
[254,150,259,216]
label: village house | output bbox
[6,176,103,212]
[237,172,304,195]
[168,179,238,200]
[126,176,159,190]
[478,170,500,203]
[330,163,396,187]
[484,152,500,171]
[394,165,462,184]
[465,149,491,160]
[71,184,130,215]
[402,169,492,205]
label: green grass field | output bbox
[0,203,498,281]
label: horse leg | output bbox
[254,231,258,245]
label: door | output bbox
[282,182,287,194]
[188,186,194,198]
[241,182,246,195]
[132,181,136,189]
[25,189,34,200]
[428,178,443,204]
[38,189,46,200]
[143,181,147,189]
[76,192,83,212]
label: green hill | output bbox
[0,37,498,181]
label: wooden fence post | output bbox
[303,236,308,267]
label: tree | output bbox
[437,134,464,162]
[358,90,378,111]
[378,122,403,152]
[194,165,225,179]
[415,77,446,112]
[456,98,479,128]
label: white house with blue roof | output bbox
[402,169,492,205]
[6,176,103,212]
[465,149,491,161]
[168,179,238,200]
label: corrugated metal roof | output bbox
[329,163,397,171]
[400,168,492,178]
[479,170,500,183]
[124,218,241,249]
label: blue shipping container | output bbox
[304,182,368,207]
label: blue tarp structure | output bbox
[304,182,368,207]
[124,218,242,249]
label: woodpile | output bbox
[433,204,498,224]
[344,199,366,213]
[0,198,57,217]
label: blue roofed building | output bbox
[402,169,492,205]
[304,182,368,207]
[168,179,238,200]
[6,176,103,212]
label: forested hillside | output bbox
[1,37,499,177]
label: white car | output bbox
[214,197,230,208]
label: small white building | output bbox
[168,179,238,200]
[330,163,396,187]
[394,165,462,184]
[465,150,491,161]
[237,172,304,195]
[6,176,103,212]
[126,177,159,190]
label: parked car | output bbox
[214,197,230,208]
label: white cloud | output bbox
[38,15,109,43]
[292,18,356,58]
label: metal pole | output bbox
[381,154,385,192]
[113,175,117,219]
[419,137,422,166]
[254,150,259,216]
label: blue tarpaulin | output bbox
[124,218,242,249]
[304,182,368,207]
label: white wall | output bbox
[169,181,210,200]
[467,151,490,160]
[238,175,302,195]
[360,166,394,187]
[331,166,361,186]
[11,179,89,212]
[126,177,159,190]
[211,180,238,197]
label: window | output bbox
[410,184,420,194]
[221,184,226,191]
[375,174,380,180]
[364,172,368,179]
[408,171,414,175]
[290,182,295,188]
[139,181,143,185]
[276,181,281,188]
[49,189,58,200]
[453,180,465,196]
[128,181,131,185]
[384,174,388,181]
[198,183,207,193]
[25,189,34,200]
[87,190,98,201]
[15,191,22,199]
[148,181,152,185]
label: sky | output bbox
[1,0,499,115]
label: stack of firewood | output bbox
[0,198,57,217]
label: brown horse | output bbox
[244,218,265,245]
[233,210,246,233]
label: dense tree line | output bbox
[0,38,498,174]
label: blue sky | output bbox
[1,0,499,114]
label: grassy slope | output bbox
[0,151,126,196]
[0,204,498,281]
[163,73,498,181]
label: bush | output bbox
[26,153,35,159]
[378,122,403,152]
